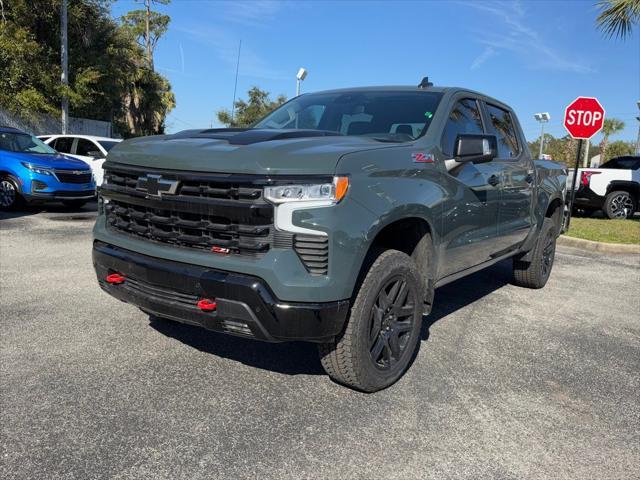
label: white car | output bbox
[567,155,640,219]
[39,135,122,185]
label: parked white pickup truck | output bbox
[568,156,640,219]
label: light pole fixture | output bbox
[296,67,308,97]
[534,112,551,159]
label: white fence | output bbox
[0,107,116,138]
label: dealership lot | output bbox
[1,206,639,480]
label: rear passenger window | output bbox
[76,139,97,156]
[486,104,520,158]
[441,99,484,157]
[53,137,74,153]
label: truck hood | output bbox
[107,129,396,175]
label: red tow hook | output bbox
[105,273,126,285]
[197,299,217,312]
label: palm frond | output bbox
[596,0,640,39]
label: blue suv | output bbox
[0,126,96,210]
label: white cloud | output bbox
[463,0,592,73]
[217,0,284,27]
[175,25,286,80]
[471,46,496,70]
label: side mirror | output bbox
[87,150,105,160]
[454,134,497,164]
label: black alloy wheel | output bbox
[369,277,416,370]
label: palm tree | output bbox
[599,118,626,163]
[596,0,640,39]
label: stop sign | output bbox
[563,97,605,139]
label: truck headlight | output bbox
[264,176,349,236]
[21,162,53,176]
[264,176,349,204]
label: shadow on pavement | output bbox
[421,259,512,340]
[149,260,512,377]
[0,200,97,221]
[149,317,326,375]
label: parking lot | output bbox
[1,205,639,480]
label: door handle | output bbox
[488,175,501,187]
[525,173,534,184]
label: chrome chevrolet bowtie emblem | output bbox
[136,174,180,197]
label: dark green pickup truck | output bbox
[93,84,567,392]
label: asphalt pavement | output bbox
[1,203,639,479]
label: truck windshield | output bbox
[255,91,443,142]
[0,132,57,155]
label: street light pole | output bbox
[296,67,307,97]
[61,0,69,134]
[534,112,550,159]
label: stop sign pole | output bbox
[563,97,606,230]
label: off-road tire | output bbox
[512,217,556,289]
[603,190,635,219]
[318,250,423,392]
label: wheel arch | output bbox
[0,170,23,193]
[606,181,640,199]
[354,214,437,311]
[545,196,564,235]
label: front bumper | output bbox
[24,191,96,202]
[93,241,350,343]
[21,169,95,203]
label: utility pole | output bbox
[145,0,153,70]
[61,0,69,134]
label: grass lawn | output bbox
[565,217,640,244]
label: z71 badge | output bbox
[412,152,434,163]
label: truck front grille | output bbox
[101,165,274,257]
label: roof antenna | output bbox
[418,76,433,88]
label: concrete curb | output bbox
[558,235,640,254]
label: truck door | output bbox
[439,98,503,277]
[483,103,534,252]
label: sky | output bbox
[112,0,640,144]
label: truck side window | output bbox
[486,104,520,158]
[441,99,484,157]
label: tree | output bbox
[217,87,287,127]
[596,0,640,39]
[599,118,626,163]
[121,0,170,71]
[0,0,174,137]
[528,134,573,165]
[604,140,635,160]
